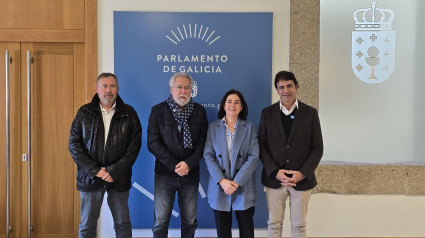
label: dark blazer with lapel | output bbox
[203,119,260,211]
[258,100,323,190]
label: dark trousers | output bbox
[79,189,131,238]
[213,206,255,238]
[152,173,199,238]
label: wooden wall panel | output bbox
[0,0,85,30]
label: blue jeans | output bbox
[152,173,199,238]
[79,189,131,238]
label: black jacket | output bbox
[258,101,323,190]
[69,94,142,192]
[147,101,208,178]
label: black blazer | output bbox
[147,101,208,178]
[258,101,323,190]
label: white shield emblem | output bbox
[352,1,395,84]
[352,31,395,84]
[191,80,198,98]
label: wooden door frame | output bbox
[84,0,98,102]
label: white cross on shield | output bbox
[352,30,395,84]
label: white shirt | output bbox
[100,103,116,144]
[280,99,299,116]
[222,117,238,162]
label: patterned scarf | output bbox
[166,94,194,149]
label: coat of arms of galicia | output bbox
[191,80,198,98]
[352,0,395,84]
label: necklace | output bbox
[226,122,236,129]
[225,116,237,128]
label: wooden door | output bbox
[0,42,22,238]
[1,42,82,238]
[21,43,80,238]
[1,1,95,236]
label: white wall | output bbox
[97,0,425,237]
[319,0,425,163]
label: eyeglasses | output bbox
[173,85,192,91]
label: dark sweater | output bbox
[281,108,297,140]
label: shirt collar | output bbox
[221,117,238,129]
[100,102,116,112]
[280,99,298,116]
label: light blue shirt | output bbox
[222,117,238,162]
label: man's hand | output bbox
[277,169,304,187]
[96,167,107,178]
[96,167,114,183]
[102,172,114,183]
[175,161,190,177]
[276,169,288,181]
[219,179,239,195]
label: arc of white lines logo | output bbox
[132,182,207,218]
[166,24,221,45]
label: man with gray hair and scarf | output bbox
[147,72,208,238]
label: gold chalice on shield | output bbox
[365,46,380,80]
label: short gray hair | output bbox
[97,72,118,85]
[169,72,193,87]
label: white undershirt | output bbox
[100,103,116,144]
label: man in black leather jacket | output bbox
[148,72,208,238]
[69,72,142,238]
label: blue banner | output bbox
[114,11,272,229]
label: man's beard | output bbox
[101,96,115,105]
[174,95,190,107]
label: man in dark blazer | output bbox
[258,71,323,238]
